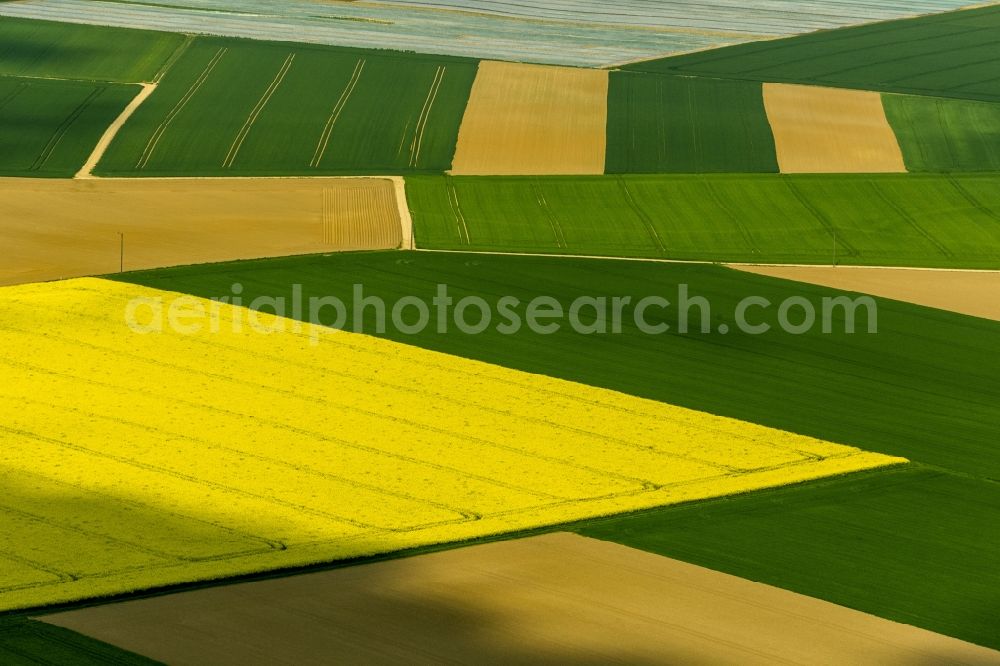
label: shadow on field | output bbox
[34,539,670,665]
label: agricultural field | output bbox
[629,4,1000,102]
[408,174,1000,267]
[0,16,183,83]
[884,94,1000,172]
[451,62,608,176]
[577,467,1000,650]
[735,265,1000,321]
[113,251,1000,648]
[2,3,1000,663]
[38,533,1000,664]
[0,77,137,177]
[763,84,905,173]
[0,276,897,610]
[0,0,985,68]
[0,177,403,286]
[96,37,477,176]
[117,251,1000,481]
[605,73,778,173]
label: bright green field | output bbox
[113,250,1000,647]
[576,466,1000,650]
[627,5,1000,103]
[0,16,183,83]
[606,72,777,174]
[97,37,477,176]
[884,94,1000,172]
[0,76,138,177]
[408,174,1000,268]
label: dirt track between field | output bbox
[40,533,1000,665]
[451,61,608,175]
[763,83,906,173]
[735,264,1000,321]
[0,177,401,285]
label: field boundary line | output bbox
[223,53,296,169]
[311,58,366,168]
[76,83,157,179]
[413,248,1000,273]
[137,47,228,169]
[409,65,446,168]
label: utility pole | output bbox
[119,233,124,273]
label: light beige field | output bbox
[763,83,906,173]
[450,61,608,175]
[0,177,401,286]
[736,265,1000,321]
[41,533,1000,665]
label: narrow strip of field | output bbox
[450,61,608,175]
[0,278,900,611]
[763,83,906,173]
[0,177,401,286]
[37,532,998,665]
[408,174,1000,269]
[734,264,1000,321]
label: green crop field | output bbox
[113,251,1000,480]
[96,37,477,176]
[626,5,1000,103]
[0,76,138,177]
[606,72,778,174]
[884,94,1000,172]
[112,250,1000,647]
[0,17,183,83]
[408,174,1000,268]
[576,466,1000,650]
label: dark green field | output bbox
[0,16,183,83]
[408,174,1000,268]
[112,251,1000,480]
[111,250,1000,646]
[606,72,778,174]
[0,76,137,177]
[884,94,1000,172]
[627,5,1000,103]
[97,37,477,176]
[0,616,155,665]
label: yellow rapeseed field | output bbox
[0,279,905,610]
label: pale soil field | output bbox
[40,533,1000,665]
[763,83,907,173]
[735,265,1000,321]
[0,177,401,286]
[0,279,901,610]
[450,61,608,175]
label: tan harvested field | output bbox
[763,83,906,173]
[450,61,608,175]
[736,265,1000,321]
[0,177,401,286]
[40,533,1000,665]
